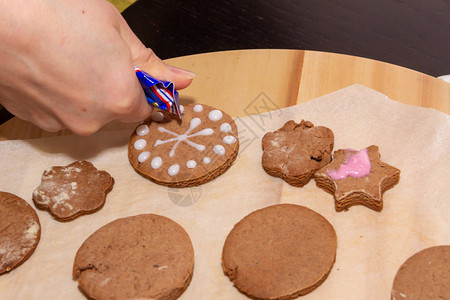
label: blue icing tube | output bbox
[134,66,182,117]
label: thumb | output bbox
[117,17,195,90]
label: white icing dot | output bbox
[134,139,147,150]
[151,111,164,122]
[136,125,149,136]
[151,157,162,169]
[193,104,203,112]
[223,135,237,144]
[138,151,150,163]
[168,164,180,176]
[213,145,226,156]
[220,123,232,132]
[208,110,223,121]
[186,160,197,168]
[203,157,211,164]
[179,105,184,114]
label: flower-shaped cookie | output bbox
[261,120,334,187]
[32,161,114,221]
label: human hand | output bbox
[0,0,194,135]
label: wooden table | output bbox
[0,49,448,141]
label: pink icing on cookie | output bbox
[327,148,371,180]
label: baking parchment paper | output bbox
[0,84,449,299]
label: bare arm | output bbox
[0,0,194,135]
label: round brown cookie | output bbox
[73,214,194,300]
[32,160,114,222]
[128,104,239,187]
[222,204,337,299]
[0,191,41,275]
[262,120,334,187]
[391,246,450,300]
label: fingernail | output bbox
[167,65,196,79]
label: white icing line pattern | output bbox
[154,118,214,157]
[133,105,237,176]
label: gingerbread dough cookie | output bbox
[73,214,194,300]
[222,204,337,299]
[314,145,400,212]
[262,120,334,187]
[392,246,450,300]
[0,192,41,275]
[32,160,114,222]
[128,104,239,187]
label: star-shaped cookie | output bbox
[314,145,400,212]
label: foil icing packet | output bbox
[135,66,182,117]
